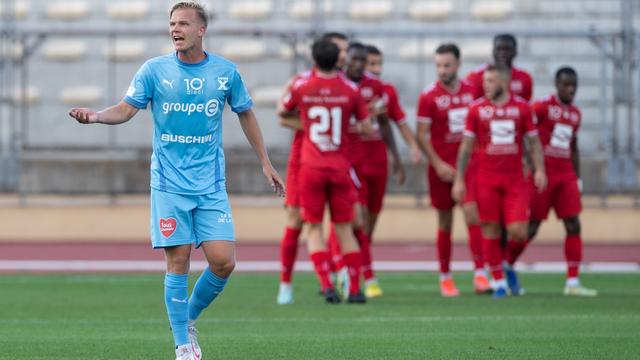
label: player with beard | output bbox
[452,64,546,299]
[416,43,491,296]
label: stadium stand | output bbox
[45,1,90,21]
[59,86,103,106]
[0,0,636,197]
[0,0,29,19]
[407,1,454,21]
[251,85,284,106]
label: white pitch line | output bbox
[0,260,638,273]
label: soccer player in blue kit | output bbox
[68,2,285,359]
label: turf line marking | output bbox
[0,260,638,273]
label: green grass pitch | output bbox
[1,272,639,359]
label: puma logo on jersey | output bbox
[163,79,175,88]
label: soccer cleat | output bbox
[335,268,349,301]
[323,288,342,304]
[473,273,492,294]
[564,285,598,297]
[504,265,524,296]
[364,280,383,298]
[175,344,197,360]
[276,282,294,305]
[439,278,460,297]
[347,291,367,304]
[187,324,202,360]
[493,286,508,299]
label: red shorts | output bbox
[358,171,387,214]
[476,174,530,224]
[463,162,477,205]
[427,160,477,210]
[299,165,354,224]
[530,172,581,220]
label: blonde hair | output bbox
[170,2,208,28]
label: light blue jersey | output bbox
[124,52,253,194]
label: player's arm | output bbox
[279,115,302,130]
[451,135,474,203]
[571,137,582,192]
[416,121,455,183]
[238,109,286,197]
[69,101,139,125]
[395,122,422,164]
[526,134,547,193]
[378,112,405,185]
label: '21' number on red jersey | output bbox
[309,106,342,152]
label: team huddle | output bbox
[276,32,597,304]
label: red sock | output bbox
[327,225,343,271]
[484,237,504,280]
[467,225,484,270]
[279,227,301,283]
[506,238,529,266]
[310,251,333,291]
[565,234,582,278]
[354,228,374,280]
[436,229,452,274]
[342,251,362,295]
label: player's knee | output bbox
[286,206,303,228]
[564,217,581,235]
[211,258,235,278]
[463,205,480,225]
[437,211,453,232]
[166,255,190,274]
[508,224,528,241]
[528,220,541,240]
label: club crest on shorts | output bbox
[160,218,177,238]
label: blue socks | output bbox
[164,273,189,347]
[188,268,228,322]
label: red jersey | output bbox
[381,81,407,125]
[282,72,369,170]
[464,96,538,175]
[466,64,533,101]
[532,94,581,174]
[283,70,314,169]
[416,80,476,163]
[344,73,385,166]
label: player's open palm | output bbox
[263,165,286,198]
[534,169,547,193]
[69,108,98,124]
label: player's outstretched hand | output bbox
[263,165,286,198]
[69,108,98,124]
[451,179,465,204]
[534,169,547,193]
[435,161,456,183]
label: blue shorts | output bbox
[150,188,235,249]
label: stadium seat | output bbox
[398,39,439,60]
[349,1,393,21]
[408,1,453,21]
[470,0,513,21]
[219,40,267,61]
[103,40,147,61]
[0,0,29,19]
[462,41,493,60]
[9,86,40,105]
[42,40,88,61]
[228,1,273,20]
[107,1,150,20]
[59,86,103,106]
[0,42,24,60]
[288,0,333,20]
[46,1,89,20]
[251,86,283,106]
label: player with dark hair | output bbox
[466,33,533,102]
[416,43,491,296]
[452,64,547,299]
[276,32,349,305]
[69,2,285,359]
[327,41,405,299]
[505,67,597,296]
[279,38,372,304]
